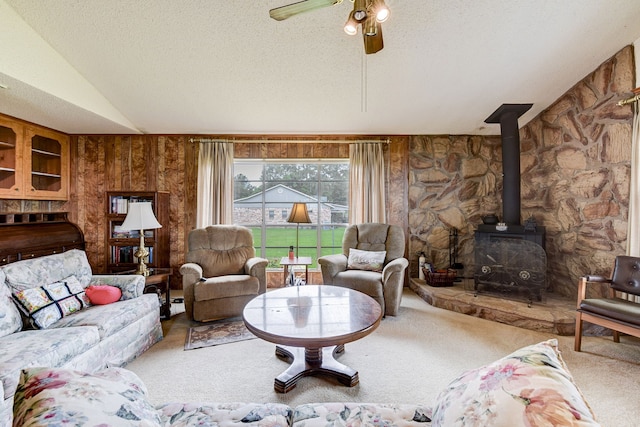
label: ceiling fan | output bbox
[269,0,389,54]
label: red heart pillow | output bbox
[85,285,122,305]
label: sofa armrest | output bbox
[318,254,348,285]
[89,275,145,299]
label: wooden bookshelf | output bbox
[105,191,169,273]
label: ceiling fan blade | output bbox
[269,0,340,21]
[363,26,384,54]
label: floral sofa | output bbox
[0,249,163,427]
[10,339,601,426]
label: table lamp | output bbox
[120,201,162,276]
[286,202,311,258]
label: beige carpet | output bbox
[126,288,640,427]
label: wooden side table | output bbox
[143,268,172,319]
[280,256,312,286]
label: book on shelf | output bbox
[111,226,153,239]
[110,195,155,214]
[111,245,154,264]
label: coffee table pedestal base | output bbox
[274,345,358,393]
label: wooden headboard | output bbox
[0,212,85,265]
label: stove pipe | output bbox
[484,103,532,226]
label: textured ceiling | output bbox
[1,0,640,135]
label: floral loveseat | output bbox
[0,249,163,427]
[10,339,601,427]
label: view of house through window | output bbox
[233,160,349,269]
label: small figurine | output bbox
[524,217,537,232]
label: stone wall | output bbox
[409,45,635,298]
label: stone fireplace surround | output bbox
[408,45,634,303]
[408,278,576,336]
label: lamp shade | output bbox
[287,203,311,224]
[120,202,162,231]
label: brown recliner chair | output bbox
[318,223,409,316]
[180,225,268,322]
[575,255,640,351]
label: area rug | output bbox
[184,319,256,350]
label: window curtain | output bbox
[625,102,640,302]
[349,142,386,224]
[196,141,234,227]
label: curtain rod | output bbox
[618,94,640,106]
[188,138,390,144]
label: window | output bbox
[233,160,349,269]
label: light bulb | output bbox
[376,8,389,22]
[344,10,359,35]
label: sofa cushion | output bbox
[13,367,162,427]
[292,403,432,426]
[0,326,100,402]
[2,249,93,292]
[12,276,91,329]
[156,402,292,426]
[347,248,386,272]
[50,293,159,340]
[0,277,22,338]
[86,284,122,305]
[431,339,599,426]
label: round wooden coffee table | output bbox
[242,285,382,393]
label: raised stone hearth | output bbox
[409,278,576,336]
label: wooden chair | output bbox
[575,255,640,351]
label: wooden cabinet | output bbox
[0,116,69,200]
[105,191,170,273]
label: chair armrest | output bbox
[245,257,268,276]
[583,275,611,283]
[382,257,409,282]
[318,254,348,285]
[90,275,145,300]
[180,263,204,285]
[245,257,269,294]
[179,263,205,320]
[576,276,613,308]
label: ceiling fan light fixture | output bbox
[364,14,378,36]
[353,0,367,21]
[373,0,390,22]
[344,10,359,35]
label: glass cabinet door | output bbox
[30,135,62,192]
[24,126,69,200]
[0,118,23,197]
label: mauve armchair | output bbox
[318,223,409,316]
[180,225,268,322]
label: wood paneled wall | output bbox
[62,135,409,289]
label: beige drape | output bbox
[625,102,640,302]
[196,141,234,227]
[349,142,386,224]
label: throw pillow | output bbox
[85,284,122,305]
[347,248,386,272]
[431,339,600,427]
[12,276,91,329]
[13,367,162,426]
